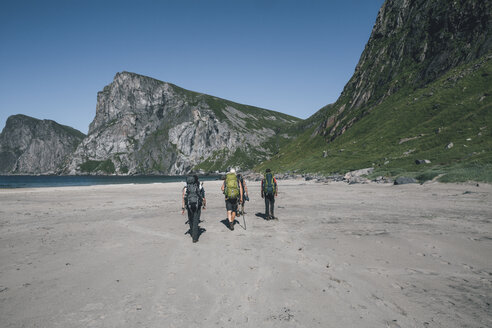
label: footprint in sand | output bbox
[391,283,404,290]
[290,280,302,288]
[385,320,402,328]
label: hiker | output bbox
[236,173,249,217]
[221,168,243,230]
[182,175,206,243]
[261,168,278,220]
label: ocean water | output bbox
[0,175,221,189]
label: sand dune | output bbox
[0,180,491,327]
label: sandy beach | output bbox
[0,180,491,327]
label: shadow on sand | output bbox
[219,218,246,230]
[184,219,206,241]
[255,212,268,220]
[220,218,234,230]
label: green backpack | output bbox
[225,173,240,199]
[263,172,275,196]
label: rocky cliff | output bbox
[258,0,492,179]
[65,72,300,175]
[0,115,85,174]
[317,0,492,140]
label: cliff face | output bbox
[0,115,85,174]
[66,72,299,175]
[317,0,492,139]
[257,0,492,176]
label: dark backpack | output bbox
[186,176,201,206]
[264,172,275,196]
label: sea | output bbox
[0,175,222,189]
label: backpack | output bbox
[263,172,275,196]
[186,176,201,206]
[224,173,240,199]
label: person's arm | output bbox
[244,181,249,197]
[201,187,206,209]
[261,180,264,198]
[239,179,243,203]
[221,181,225,193]
[181,187,186,215]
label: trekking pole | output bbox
[242,210,247,230]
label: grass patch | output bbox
[257,55,492,183]
[439,163,492,183]
[79,159,115,174]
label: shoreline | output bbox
[1,168,489,190]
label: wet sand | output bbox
[0,180,491,327]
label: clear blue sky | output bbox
[0,0,384,134]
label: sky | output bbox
[0,0,385,134]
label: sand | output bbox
[0,179,491,327]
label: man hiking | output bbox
[236,173,249,217]
[182,175,206,243]
[261,168,278,220]
[221,168,243,230]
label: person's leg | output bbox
[232,200,237,222]
[270,196,275,219]
[191,206,200,242]
[266,196,272,218]
[229,200,237,230]
[187,206,193,231]
[225,199,233,229]
[264,197,269,219]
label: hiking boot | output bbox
[193,239,198,243]
[229,221,234,230]
[273,216,278,220]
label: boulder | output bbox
[348,176,369,185]
[373,176,393,184]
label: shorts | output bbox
[225,198,239,212]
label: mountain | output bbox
[318,0,491,140]
[0,115,85,174]
[65,72,300,175]
[258,0,492,182]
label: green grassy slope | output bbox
[257,55,492,183]
[173,84,302,172]
[171,83,300,129]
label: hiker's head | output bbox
[193,174,199,183]
[237,173,242,179]
[266,168,271,173]
[229,168,236,174]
